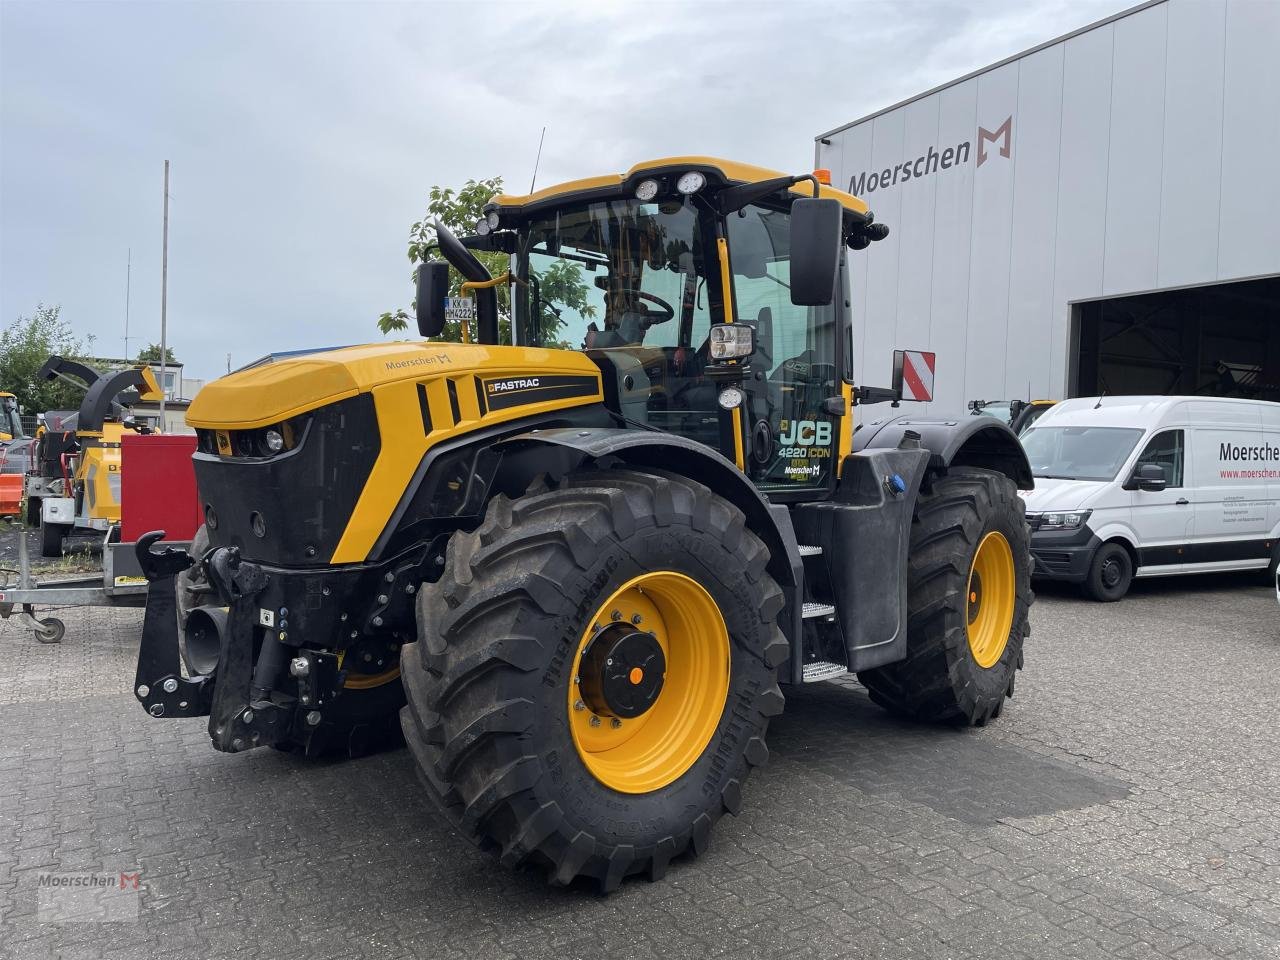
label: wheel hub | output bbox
[967,572,983,625]
[578,624,666,719]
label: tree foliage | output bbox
[378,176,594,347]
[136,343,177,364]
[0,305,92,415]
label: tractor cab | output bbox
[417,158,889,499]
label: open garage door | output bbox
[1073,275,1280,401]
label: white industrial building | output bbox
[815,0,1280,414]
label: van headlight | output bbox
[1030,510,1092,530]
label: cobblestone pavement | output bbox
[1,573,1278,959]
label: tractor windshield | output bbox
[513,197,716,351]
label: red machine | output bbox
[120,434,202,542]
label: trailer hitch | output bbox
[133,531,212,718]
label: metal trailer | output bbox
[0,520,184,643]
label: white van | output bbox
[1020,396,1280,600]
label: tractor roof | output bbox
[490,156,870,217]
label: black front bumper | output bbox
[1029,524,1100,583]
[132,534,423,754]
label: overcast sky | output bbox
[1,0,1124,382]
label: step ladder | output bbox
[797,545,848,682]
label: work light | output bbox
[676,171,706,195]
[708,323,755,361]
[634,178,660,202]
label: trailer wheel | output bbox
[34,617,65,644]
[858,467,1031,726]
[400,469,787,891]
[39,520,67,558]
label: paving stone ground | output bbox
[1,570,1278,959]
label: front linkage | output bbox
[133,532,409,756]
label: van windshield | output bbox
[1021,425,1145,482]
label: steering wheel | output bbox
[623,289,675,327]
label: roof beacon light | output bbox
[676,171,706,195]
[813,168,832,185]
[635,178,660,202]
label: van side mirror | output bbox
[1128,462,1167,491]
[415,261,449,338]
[789,198,843,306]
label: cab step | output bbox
[798,544,823,557]
[802,661,848,682]
[802,601,836,619]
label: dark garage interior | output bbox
[1073,275,1280,401]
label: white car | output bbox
[1021,395,1280,601]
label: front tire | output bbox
[400,469,787,891]
[858,467,1031,725]
[1083,541,1132,601]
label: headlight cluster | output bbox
[1029,510,1092,530]
[198,416,306,459]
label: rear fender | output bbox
[854,413,1033,489]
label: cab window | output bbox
[1134,429,1184,487]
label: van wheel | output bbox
[1083,542,1132,601]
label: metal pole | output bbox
[124,247,131,359]
[159,160,169,429]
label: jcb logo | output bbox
[779,420,832,447]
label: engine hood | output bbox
[186,342,600,430]
[1022,477,1111,513]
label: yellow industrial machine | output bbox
[27,357,162,556]
[134,157,1034,891]
[0,393,23,442]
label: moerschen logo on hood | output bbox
[846,115,1013,195]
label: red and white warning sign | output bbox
[893,349,936,402]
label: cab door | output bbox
[726,203,841,496]
[1127,428,1192,574]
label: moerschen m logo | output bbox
[846,115,1013,194]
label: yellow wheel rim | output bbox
[966,531,1016,668]
[568,571,730,794]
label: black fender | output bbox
[496,427,805,656]
[853,412,1032,490]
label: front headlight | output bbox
[1030,509,1092,530]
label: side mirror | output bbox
[1130,462,1168,491]
[789,198,843,306]
[415,261,449,338]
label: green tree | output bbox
[136,343,177,364]
[0,305,91,416]
[378,176,594,345]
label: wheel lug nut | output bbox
[573,699,586,711]
[610,610,621,621]
[631,614,642,624]
[610,717,622,729]
[589,715,601,727]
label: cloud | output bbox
[0,0,1122,381]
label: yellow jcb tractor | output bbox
[134,157,1034,891]
[27,357,163,556]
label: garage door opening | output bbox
[1072,275,1280,401]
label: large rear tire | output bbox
[858,467,1031,725]
[400,469,787,891]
